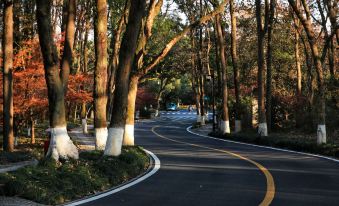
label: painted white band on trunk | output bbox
[27,128,31,136]
[82,119,88,134]
[235,120,242,133]
[155,110,159,117]
[201,115,206,125]
[48,127,79,160]
[317,124,326,144]
[123,124,135,146]
[104,127,124,156]
[95,128,108,150]
[220,120,230,134]
[196,115,201,123]
[258,123,268,137]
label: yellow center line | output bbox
[151,125,275,206]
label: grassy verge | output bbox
[0,137,45,164]
[209,131,339,159]
[0,146,149,205]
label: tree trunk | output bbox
[215,14,230,134]
[31,118,35,144]
[123,76,139,146]
[230,0,241,132]
[60,0,75,92]
[293,13,303,128]
[265,0,275,132]
[105,0,146,156]
[255,0,268,136]
[83,19,90,73]
[107,1,130,119]
[81,102,87,134]
[3,0,14,152]
[36,0,78,160]
[93,0,108,150]
[190,33,201,123]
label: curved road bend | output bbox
[82,111,339,206]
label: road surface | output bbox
[82,110,339,206]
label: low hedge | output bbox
[209,131,339,158]
[0,146,149,205]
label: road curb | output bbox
[62,148,161,206]
[187,126,339,164]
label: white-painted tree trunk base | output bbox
[14,136,18,146]
[220,121,230,134]
[82,119,88,134]
[27,128,31,137]
[317,124,326,144]
[123,124,135,146]
[95,128,108,150]
[104,127,124,156]
[155,110,159,117]
[47,127,79,160]
[196,115,201,123]
[201,115,206,126]
[258,123,268,136]
[235,120,242,133]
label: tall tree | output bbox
[288,0,327,144]
[104,0,146,156]
[229,0,241,132]
[60,0,76,92]
[215,13,230,134]
[2,0,14,152]
[93,0,108,150]
[36,0,78,160]
[121,0,228,146]
[107,1,129,120]
[123,0,163,146]
[291,0,303,128]
[265,0,275,131]
[255,0,269,136]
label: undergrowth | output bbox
[0,146,149,205]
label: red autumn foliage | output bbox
[0,37,92,124]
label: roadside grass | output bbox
[209,130,339,158]
[0,137,45,164]
[0,121,82,164]
[0,146,149,205]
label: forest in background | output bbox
[0,0,338,156]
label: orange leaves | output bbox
[0,37,93,117]
[67,74,93,104]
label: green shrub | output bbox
[0,146,149,205]
[209,132,339,158]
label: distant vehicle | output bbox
[166,103,178,111]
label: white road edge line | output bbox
[64,149,161,206]
[186,126,339,164]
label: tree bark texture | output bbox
[60,0,76,93]
[3,0,14,152]
[109,0,146,129]
[94,0,108,129]
[255,0,268,136]
[215,14,230,127]
[37,0,67,127]
[36,0,78,159]
[265,0,275,131]
[230,0,241,128]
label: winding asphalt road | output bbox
[82,111,339,206]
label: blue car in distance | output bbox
[166,103,178,111]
